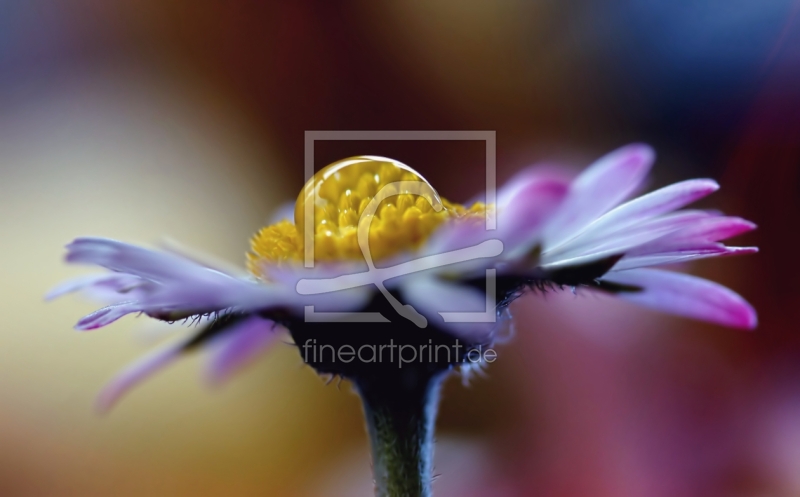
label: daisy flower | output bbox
[48,144,756,497]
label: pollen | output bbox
[247,156,487,273]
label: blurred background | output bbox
[0,1,798,496]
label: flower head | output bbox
[248,156,488,266]
[48,144,757,410]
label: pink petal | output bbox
[543,144,655,250]
[691,216,757,241]
[494,177,569,254]
[599,268,757,329]
[428,177,568,256]
[96,341,184,413]
[628,216,757,257]
[204,316,282,385]
[494,165,574,208]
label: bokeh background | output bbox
[1,1,798,496]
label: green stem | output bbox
[356,371,446,497]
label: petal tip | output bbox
[94,381,128,415]
[737,219,757,233]
[623,143,656,168]
[740,309,758,331]
[203,372,229,389]
[724,295,758,331]
[43,290,60,302]
[94,395,116,416]
[741,299,759,330]
[74,316,104,331]
[700,179,720,192]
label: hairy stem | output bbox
[356,370,446,497]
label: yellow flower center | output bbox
[248,156,487,272]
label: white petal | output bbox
[544,209,715,264]
[159,237,251,278]
[542,144,654,250]
[400,275,498,344]
[96,340,184,413]
[205,316,283,385]
[45,273,146,302]
[75,302,142,330]
[66,237,215,283]
[611,246,757,271]
[556,179,718,250]
[62,238,311,325]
